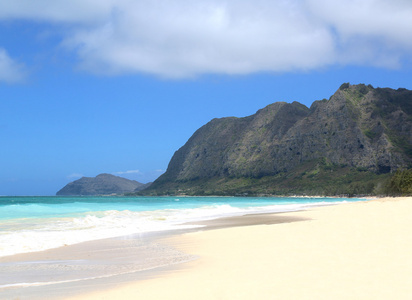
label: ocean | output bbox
[0,196,365,258]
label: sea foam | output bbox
[0,197,363,257]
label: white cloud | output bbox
[0,48,26,83]
[114,169,142,175]
[67,173,84,179]
[61,0,336,78]
[305,0,412,68]
[0,0,411,78]
[306,0,412,44]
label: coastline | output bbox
[62,196,412,300]
[0,229,198,300]
[0,210,310,300]
[2,197,411,299]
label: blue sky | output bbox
[1,0,412,195]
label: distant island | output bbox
[140,83,412,196]
[56,173,151,196]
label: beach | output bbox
[54,196,412,300]
[2,197,411,299]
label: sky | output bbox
[1,0,412,196]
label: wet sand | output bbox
[0,211,305,300]
[0,232,197,300]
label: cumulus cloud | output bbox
[63,0,336,77]
[306,0,412,68]
[0,48,26,83]
[307,0,412,44]
[0,0,411,78]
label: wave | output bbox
[0,199,361,257]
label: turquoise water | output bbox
[0,196,365,257]
[0,196,363,219]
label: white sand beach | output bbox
[61,197,412,300]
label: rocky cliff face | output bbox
[56,173,150,196]
[146,84,412,195]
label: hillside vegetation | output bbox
[141,83,412,196]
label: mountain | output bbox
[56,173,151,196]
[143,83,412,196]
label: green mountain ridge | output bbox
[142,83,412,196]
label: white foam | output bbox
[0,201,345,257]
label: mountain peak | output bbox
[143,84,412,196]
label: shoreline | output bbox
[0,210,312,299]
[0,229,198,300]
[65,196,412,300]
[2,197,411,299]
[0,196,361,259]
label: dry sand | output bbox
[60,197,411,299]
